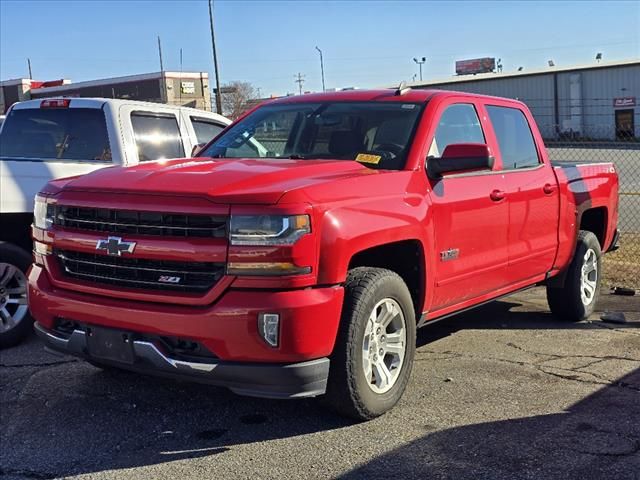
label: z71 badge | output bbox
[440,248,460,261]
[158,275,181,284]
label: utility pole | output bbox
[208,0,223,114]
[294,73,306,95]
[27,58,32,80]
[157,36,164,72]
[315,46,325,92]
[413,56,426,81]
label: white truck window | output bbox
[191,117,224,145]
[0,108,111,161]
[131,112,185,161]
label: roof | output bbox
[23,71,209,95]
[269,88,438,104]
[10,97,229,121]
[402,58,640,88]
[264,88,521,105]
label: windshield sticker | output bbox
[401,104,416,109]
[356,153,382,165]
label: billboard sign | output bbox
[455,57,496,75]
[613,97,636,108]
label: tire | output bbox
[0,242,33,349]
[547,231,602,322]
[325,267,416,420]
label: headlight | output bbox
[33,195,54,230]
[229,214,310,246]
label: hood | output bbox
[61,157,379,204]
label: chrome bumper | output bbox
[34,322,329,399]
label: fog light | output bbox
[34,241,52,255]
[258,313,280,347]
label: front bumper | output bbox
[29,263,345,398]
[35,322,330,399]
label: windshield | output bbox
[199,101,423,170]
[0,107,111,161]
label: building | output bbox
[407,59,640,140]
[0,71,211,114]
[0,78,69,113]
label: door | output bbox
[0,104,112,214]
[485,105,559,284]
[428,102,509,309]
[615,109,634,140]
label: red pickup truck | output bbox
[28,89,619,420]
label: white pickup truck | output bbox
[0,97,230,347]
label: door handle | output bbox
[490,189,506,201]
[543,183,557,195]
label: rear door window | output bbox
[191,117,225,144]
[0,107,111,161]
[486,105,540,169]
[131,112,185,161]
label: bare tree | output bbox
[220,81,258,120]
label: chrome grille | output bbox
[56,250,224,293]
[54,206,227,238]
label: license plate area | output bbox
[86,326,135,364]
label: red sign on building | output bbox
[613,97,636,108]
[455,58,496,76]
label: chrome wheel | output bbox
[0,263,28,333]
[580,248,598,305]
[362,298,407,394]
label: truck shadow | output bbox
[417,291,639,347]
[1,292,637,478]
[340,366,640,480]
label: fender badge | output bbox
[440,248,460,261]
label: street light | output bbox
[595,52,603,63]
[315,46,326,92]
[413,56,426,81]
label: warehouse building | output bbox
[0,71,211,113]
[408,59,640,140]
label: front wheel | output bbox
[325,267,416,420]
[547,230,602,322]
[0,242,33,349]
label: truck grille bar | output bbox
[54,206,227,238]
[56,250,224,293]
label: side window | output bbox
[429,103,485,157]
[131,112,185,161]
[191,117,224,144]
[486,106,540,169]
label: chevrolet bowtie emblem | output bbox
[96,236,137,256]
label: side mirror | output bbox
[191,143,206,157]
[427,143,494,179]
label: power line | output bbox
[208,0,223,114]
[294,72,306,95]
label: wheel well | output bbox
[580,207,607,247]
[348,240,424,320]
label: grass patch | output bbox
[602,232,639,289]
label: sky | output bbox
[1,0,639,97]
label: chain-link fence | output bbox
[532,99,639,289]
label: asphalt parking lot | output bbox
[1,287,639,480]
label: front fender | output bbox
[315,194,432,286]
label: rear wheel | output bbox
[547,231,602,322]
[325,267,416,420]
[0,242,33,349]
